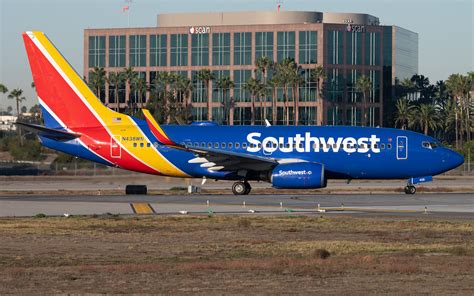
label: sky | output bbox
[0,0,473,110]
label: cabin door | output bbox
[110,136,122,158]
[396,136,408,160]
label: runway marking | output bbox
[130,203,155,214]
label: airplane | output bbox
[20,31,464,195]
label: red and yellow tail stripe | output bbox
[142,109,177,146]
[23,31,188,177]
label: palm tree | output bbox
[273,59,296,125]
[355,75,372,126]
[215,76,235,125]
[255,56,273,120]
[289,66,304,125]
[123,67,138,109]
[0,83,8,94]
[310,66,326,103]
[8,88,26,145]
[244,78,265,125]
[106,72,125,111]
[400,78,416,101]
[268,76,281,124]
[88,67,106,101]
[196,69,215,121]
[176,77,194,123]
[446,74,471,148]
[413,104,440,135]
[131,76,147,115]
[8,88,25,117]
[394,99,415,130]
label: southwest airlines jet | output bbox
[20,32,464,195]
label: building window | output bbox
[234,107,251,125]
[130,72,146,105]
[277,106,294,125]
[368,107,380,127]
[255,32,273,60]
[191,34,209,66]
[327,106,343,126]
[346,32,362,65]
[346,107,362,126]
[234,32,251,65]
[327,68,344,103]
[368,70,381,103]
[129,35,146,67]
[212,70,230,102]
[347,69,362,103]
[365,32,381,66]
[108,74,126,104]
[191,71,207,103]
[212,33,230,66]
[298,106,317,125]
[233,70,251,102]
[191,107,208,121]
[277,31,295,62]
[150,34,167,67]
[109,35,125,68]
[327,30,343,65]
[170,34,188,66]
[212,108,225,125]
[88,36,105,67]
[299,69,317,102]
[299,31,317,64]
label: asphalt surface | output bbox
[0,193,473,218]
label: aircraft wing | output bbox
[16,122,81,141]
[184,146,278,171]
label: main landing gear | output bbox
[232,181,251,195]
[404,185,416,195]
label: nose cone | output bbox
[445,149,464,170]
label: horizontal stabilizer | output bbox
[16,122,80,141]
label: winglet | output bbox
[142,109,176,146]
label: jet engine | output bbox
[271,162,326,189]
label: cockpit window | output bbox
[430,142,438,148]
[422,141,431,149]
[422,141,439,149]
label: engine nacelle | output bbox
[271,162,326,189]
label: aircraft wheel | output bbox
[404,185,416,195]
[243,182,252,195]
[232,182,247,195]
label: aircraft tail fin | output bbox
[22,31,115,129]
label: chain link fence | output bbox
[1,160,473,176]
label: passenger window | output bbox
[235,143,240,149]
[208,143,212,148]
[201,142,206,147]
[214,143,219,148]
[228,143,233,149]
[147,143,151,147]
[381,144,385,149]
[153,142,158,148]
[221,143,226,149]
[194,142,199,147]
[140,143,144,148]
[133,143,137,148]
[242,143,247,149]
[387,144,392,149]
[258,143,261,148]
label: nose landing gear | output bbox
[404,185,416,195]
[232,181,251,195]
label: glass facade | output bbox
[212,70,230,102]
[346,32,362,65]
[212,33,230,66]
[88,36,105,67]
[150,34,167,67]
[394,26,419,81]
[298,106,317,125]
[170,34,188,66]
[299,69,317,102]
[191,71,207,103]
[234,107,252,125]
[192,107,208,122]
[234,32,252,65]
[233,70,252,102]
[192,34,209,66]
[130,72,146,104]
[255,32,273,60]
[327,107,343,126]
[299,31,317,64]
[109,35,125,68]
[327,30,343,65]
[347,69,362,103]
[129,35,146,67]
[326,68,344,103]
[346,107,362,126]
[365,32,381,66]
[277,31,295,61]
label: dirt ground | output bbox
[0,215,473,294]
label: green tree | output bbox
[215,76,235,125]
[0,83,8,94]
[412,104,440,135]
[175,76,194,123]
[355,75,372,126]
[8,88,26,145]
[131,76,147,115]
[88,67,106,101]
[273,58,296,125]
[289,66,304,125]
[446,74,472,148]
[123,67,138,109]
[255,56,273,120]
[244,78,265,125]
[394,99,415,130]
[310,66,326,102]
[196,69,215,121]
[106,72,125,111]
